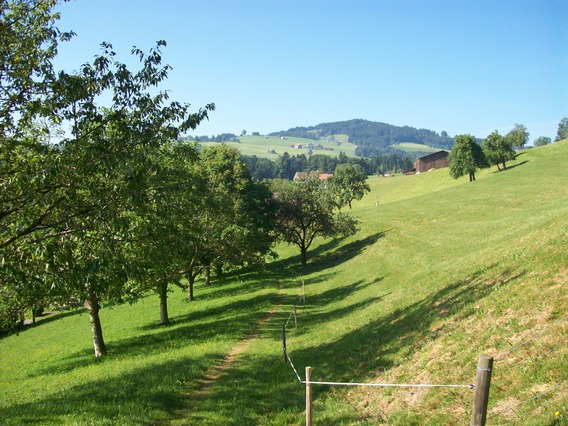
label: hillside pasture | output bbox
[198,135,359,159]
[393,142,444,153]
[1,142,567,425]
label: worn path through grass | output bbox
[168,288,284,425]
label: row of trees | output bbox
[449,124,530,181]
[243,151,414,180]
[0,1,366,357]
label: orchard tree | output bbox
[449,134,488,182]
[1,0,76,329]
[1,0,214,352]
[506,124,529,149]
[272,177,358,266]
[533,136,552,147]
[132,141,202,324]
[555,117,568,142]
[328,163,370,209]
[482,130,515,171]
[193,144,276,290]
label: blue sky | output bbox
[54,0,567,142]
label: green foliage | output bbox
[449,134,489,181]
[1,142,566,424]
[271,177,358,265]
[534,136,552,147]
[506,123,530,149]
[328,163,371,209]
[482,130,515,170]
[554,117,568,142]
[0,0,215,355]
[271,118,455,156]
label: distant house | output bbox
[293,171,332,183]
[413,151,449,173]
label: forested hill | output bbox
[269,118,455,157]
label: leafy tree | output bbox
[506,124,529,149]
[533,136,552,147]
[555,117,568,142]
[122,140,196,324]
[195,145,276,287]
[482,130,515,171]
[0,0,74,135]
[328,163,371,209]
[271,177,358,266]
[449,134,488,182]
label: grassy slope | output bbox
[392,142,444,153]
[1,142,566,425]
[198,135,358,159]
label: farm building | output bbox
[413,150,449,173]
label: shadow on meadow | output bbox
[4,259,525,425]
[28,291,280,378]
[177,265,526,424]
[267,231,387,276]
[286,264,526,385]
[1,352,214,425]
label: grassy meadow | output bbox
[1,141,567,425]
[392,142,444,153]
[198,134,359,159]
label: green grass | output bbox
[392,142,444,153]
[1,142,567,425]
[198,134,359,159]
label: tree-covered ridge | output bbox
[269,118,455,156]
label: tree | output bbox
[449,134,488,182]
[506,124,529,149]
[328,163,371,209]
[555,117,568,142]
[533,136,551,147]
[194,145,276,289]
[482,130,515,171]
[271,177,358,266]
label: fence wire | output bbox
[496,315,567,361]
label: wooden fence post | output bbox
[294,305,298,327]
[306,366,312,426]
[470,354,494,426]
[282,324,287,363]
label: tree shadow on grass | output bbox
[176,266,526,425]
[7,264,526,425]
[2,308,85,339]
[28,291,280,378]
[267,231,388,278]
[286,265,526,386]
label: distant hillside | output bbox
[269,118,455,156]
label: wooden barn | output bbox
[413,150,449,173]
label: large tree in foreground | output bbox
[272,177,358,266]
[449,134,488,182]
[482,130,515,171]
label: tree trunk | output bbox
[215,263,223,279]
[300,248,307,266]
[84,294,107,358]
[187,274,195,302]
[204,266,211,287]
[159,283,169,325]
[469,172,476,182]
